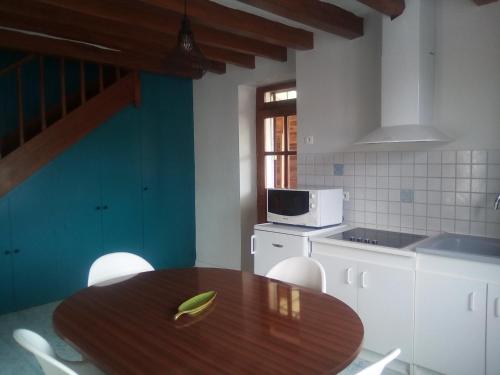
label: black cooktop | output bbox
[328,227,427,249]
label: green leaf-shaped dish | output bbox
[174,291,217,320]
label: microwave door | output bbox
[268,190,309,216]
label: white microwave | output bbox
[267,188,343,227]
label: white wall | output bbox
[296,12,382,154]
[194,54,295,270]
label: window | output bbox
[256,81,297,223]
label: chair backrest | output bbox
[13,329,78,375]
[266,256,326,292]
[88,252,154,286]
[355,349,401,375]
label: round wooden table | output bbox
[54,268,364,375]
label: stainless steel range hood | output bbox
[355,0,451,145]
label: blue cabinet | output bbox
[0,198,13,314]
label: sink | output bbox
[417,233,500,264]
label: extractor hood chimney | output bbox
[355,0,450,145]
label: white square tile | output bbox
[389,214,401,227]
[456,178,471,192]
[355,199,366,211]
[428,178,441,191]
[401,165,414,177]
[377,201,389,213]
[314,176,325,186]
[472,165,487,179]
[427,218,441,231]
[298,175,306,185]
[334,152,344,163]
[488,150,500,164]
[355,188,366,199]
[471,207,486,221]
[442,151,456,164]
[414,178,427,190]
[366,200,377,212]
[354,211,365,223]
[401,215,413,228]
[389,177,401,189]
[377,164,389,176]
[441,219,455,232]
[366,188,377,200]
[366,176,376,188]
[428,164,442,177]
[355,175,366,187]
[401,203,413,215]
[428,151,442,164]
[427,204,441,218]
[487,209,500,223]
[389,152,402,164]
[442,178,456,191]
[428,191,441,204]
[366,152,377,162]
[487,179,500,193]
[401,152,414,164]
[344,176,355,187]
[471,193,486,207]
[377,176,389,189]
[344,152,355,163]
[324,176,335,187]
[401,177,413,189]
[333,176,344,187]
[442,165,456,178]
[441,205,455,219]
[488,165,500,179]
[377,152,388,164]
[456,192,471,206]
[389,164,401,177]
[414,203,427,216]
[366,164,377,176]
[389,202,401,214]
[470,221,486,236]
[472,150,487,164]
[455,220,470,234]
[414,216,426,230]
[414,164,428,177]
[442,192,456,205]
[456,164,471,178]
[457,150,471,164]
[377,213,388,226]
[365,212,377,224]
[355,152,366,164]
[377,188,389,201]
[415,152,428,164]
[344,164,355,176]
[456,206,470,220]
[487,223,500,238]
[415,190,427,204]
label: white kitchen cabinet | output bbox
[357,262,414,364]
[415,271,487,375]
[253,230,309,276]
[487,283,500,375]
[311,252,357,311]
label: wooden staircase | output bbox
[0,54,140,197]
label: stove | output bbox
[328,227,427,249]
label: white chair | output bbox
[13,329,104,375]
[87,252,154,286]
[355,349,401,375]
[266,256,326,293]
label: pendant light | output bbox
[167,0,210,75]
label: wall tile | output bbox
[428,151,442,164]
[366,164,377,176]
[415,190,427,204]
[442,192,455,205]
[470,221,486,236]
[442,205,455,219]
[427,218,441,231]
[457,164,471,178]
[456,206,470,220]
[377,189,389,201]
[488,165,500,179]
[428,204,441,218]
[442,178,456,191]
[428,164,442,178]
[428,178,442,191]
[401,202,414,215]
[414,203,427,216]
[414,178,427,190]
[389,214,401,227]
[456,179,471,192]
[377,152,388,164]
[414,216,426,230]
[441,219,455,232]
[401,189,414,203]
[366,200,377,213]
[456,192,471,206]
[472,150,487,164]
[472,165,487,179]
[442,151,456,164]
[377,176,389,189]
[414,164,428,177]
[377,164,389,176]
[389,177,401,189]
[355,176,366,187]
[389,152,402,164]
[471,193,486,207]
[401,215,413,228]
[366,188,377,200]
[366,212,376,224]
[377,201,389,213]
[415,152,428,164]
[401,177,414,189]
[355,152,366,164]
[389,164,401,177]
[402,152,414,164]
[455,220,470,234]
[457,150,471,164]
[428,191,441,204]
[471,207,487,221]
[389,189,401,202]
[442,165,456,178]
[366,176,376,188]
[389,202,401,214]
[344,152,355,163]
[488,150,500,164]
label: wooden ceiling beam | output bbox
[33,0,287,61]
[137,0,313,49]
[357,0,406,18]
[236,0,363,39]
[472,0,498,5]
[0,10,253,69]
[0,29,205,79]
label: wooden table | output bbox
[54,268,364,375]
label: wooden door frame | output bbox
[256,80,296,223]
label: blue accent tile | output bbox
[401,189,415,203]
[334,164,344,176]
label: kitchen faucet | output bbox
[495,194,500,210]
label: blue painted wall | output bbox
[0,71,196,313]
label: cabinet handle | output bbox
[272,243,283,248]
[13,249,20,254]
[95,206,101,210]
[102,205,108,210]
[468,292,476,312]
[143,186,149,191]
[4,250,11,255]
[250,235,256,255]
[495,297,499,318]
[360,272,367,288]
[345,267,353,285]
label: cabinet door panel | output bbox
[9,165,61,309]
[0,198,14,314]
[311,251,357,311]
[98,110,143,252]
[357,262,414,363]
[415,272,486,375]
[487,283,500,375]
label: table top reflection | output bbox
[53,268,363,375]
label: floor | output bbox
[0,302,398,375]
